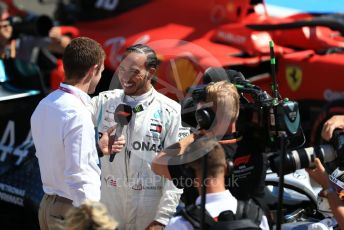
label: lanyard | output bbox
[59,86,85,106]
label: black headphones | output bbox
[195,107,215,130]
[188,83,240,180]
[182,68,248,184]
[191,84,216,130]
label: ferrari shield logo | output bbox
[286,66,302,91]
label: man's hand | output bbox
[145,220,165,230]
[306,158,330,189]
[321,115,344,141]
[48,26,72,53]
[98,125,125,155]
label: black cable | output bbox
[200,154,208,230]
[276,134,287,230]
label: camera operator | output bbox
[0,1,70,61]
[152,80,269,212]
[307,115,344,229]
[165,138,269,229]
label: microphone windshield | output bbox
[203,67,246,84]
[203,67,228,84]
[114,104,132,125]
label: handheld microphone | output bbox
[109,104,132,162]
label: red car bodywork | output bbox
[70,1,344,106]
[68,0,279,101]
[5,0,344,142]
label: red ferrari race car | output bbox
[48,0,344,144]
[0,0,344,228]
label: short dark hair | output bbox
[62,37,105,81]
[186,138,226,178]
[124,44,158,69]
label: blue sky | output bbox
[266,0,344,13]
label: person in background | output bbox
[63,200,118,230]
[307,115,344,229]
[0,1,70,61]
[152,80,268,210]
[165,138,269,230]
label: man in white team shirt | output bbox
[165,138,270,230]
[90,44,182,230]
[31,37,111,230]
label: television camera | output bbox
[8,14,53,39]
[189,66,344,176]
[186,65,305,154]
[182,71,344,229]
[184,42,344,229]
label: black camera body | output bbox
[184,68,307,180]
[189,69,344,177]
[270,129,344,176]
[8,15,53,39]
[235,82,304,153]
[186,68,304,153]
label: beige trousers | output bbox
[38,194,73,230]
